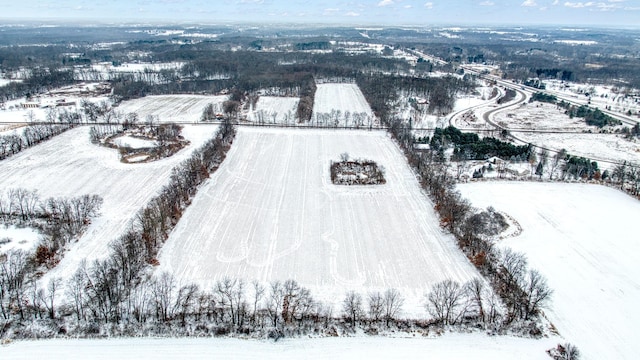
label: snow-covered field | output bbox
[1,333,559,360]
[0,125,219,282]
[520,132,640,167]
[311,83,375,127]
[494,101,640,166]
[0,83,112,124]
[246,96,299,124]
[116,95,228,123]
[158,127,480,315]
[458,182,640,360]
[543,79,640,115]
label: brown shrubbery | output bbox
[330,159,386,185]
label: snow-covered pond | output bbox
[111,135,157,149]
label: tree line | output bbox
[0,122,74,161]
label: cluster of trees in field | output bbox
[565,104,621,128]
[611,161,640,197]
[90,118,188,163]
[0,122,74,161]
[430,126,531,160]
[0,188,102,268]
[330,155,386,185]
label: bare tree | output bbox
[65,262,87,323]
[43,277,61,319]
[549,149,566,180]
[251,280,265,326]
[0,249,30,320]
[152,271,176,322]
[342,291,363,326]
[382,288,404,327]
[174,283,199,326]
[266,280,284,328]
[367,291,384,323]
[522,269,553,320]
[465,278,485,323]
[425,279,467,325]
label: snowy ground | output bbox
[115,95,228,123]
[520,132,640,168]
[542,79,640,116]
[0,333,559,360]
[0,78,21,87]
[0,125,219,284]
[458,182,640,360]
[111,134,157,149]
[311,83,376,127]
[157,127,481,315]
[494,102,589,131]
[0,96,109,124]
[245,96,299,125]
[494,101,640,167]
[0,225,40,253]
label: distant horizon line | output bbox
[0,18,638,31]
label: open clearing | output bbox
[115,94,228,123]
[493,101,640,166]
[1,333,558,360]
[311,83,375,127]
[0,125,219,282]
[458,182,640,360]
[158,127,480,314]
[246,96,299,125]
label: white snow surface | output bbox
[458,182,640,360]
[1,333,558,360]
[158,127,481,315]
[111,135,157,149]
[311,83,375,127]
[115,95,228,123]
[0,225,40,253]
[0,125,220,283]
[0,78,20,87]
[0,96,109,124]
[246,96,299,124]
[494,101,640,167]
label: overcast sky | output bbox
[1,0,638,27]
